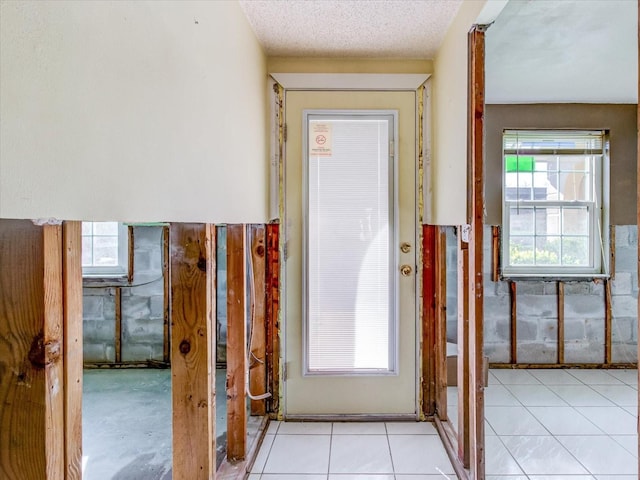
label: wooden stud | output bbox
[509,281,517,364]
[162,226,170,364]
[227,224,247,461]
[557,281,565,364]
[604,279,613,365]
[63,221,83,480]
[637,7,640,464]
[170,223,215,479]
[249,225,267,416]
[609,225,616,279]
[491,226,500,282]
[115,288,122,363]
[265,223,280,415]
[456,232,470,468]
[422,224,437,417]
[434,227,448,421]
[467,25,486,478]
[128,225,135,284]
[0,220,65,479]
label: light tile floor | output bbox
[451,368,638,479]
[248,421,455,479]
[249,368,637,480]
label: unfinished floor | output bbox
[82,368,262,479]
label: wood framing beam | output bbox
[0,220,68,479]
[249,225,267,416]
[637,6,640,464]
[265,222,281,415]
[457,233,470,468]
[115,288,122,363]
[170,223,215,479]
[609,225,616,279]
[557,282,565,364]
[467,25,486,479]
[434,227,448,420]
[422,224,437,417]
[63,221,83,480]
[491,226,500,282]
[227,224,247,461]
[604,280,613,365]
[509,281,517,364]
[162,226,171,364]
[490,363,636,369]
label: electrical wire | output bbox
[245,226,271,401]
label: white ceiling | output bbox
[238,0,638,104]
[238,0,463,58]
[486,0,638,103]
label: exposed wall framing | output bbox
[557,281,565,363]
[0,219,83,479]
[421,224,437,417]
[457,234,471,468]
[434,227,448,421]
[467,25,486,478]
[226,224,247,461]
[170,223,216,479]
[249,225,267,416]
[265,222,281,416]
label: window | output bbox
[82,222,128,277]
[502,130,609,276]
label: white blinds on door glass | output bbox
[306,116,395,374]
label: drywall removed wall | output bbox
[0,1,268,223]
[446,225,638,364]
[84,226,166,363]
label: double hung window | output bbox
[502,130,608,276]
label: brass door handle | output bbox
[400,264,413,276]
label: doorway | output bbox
[283,91,418,417]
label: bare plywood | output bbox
[227,224,247,461]
[249,225,267,416]
[63,221,83,480]
[170,223,215,479]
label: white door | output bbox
[284,91,417,417]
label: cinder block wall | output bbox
[446,225,638,364]
[83,226,166,363]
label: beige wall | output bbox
[429,0,487,225]
[0,0,268,223]
[485,103,638,226]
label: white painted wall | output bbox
[429,0,488,225]
[1,0,268,223]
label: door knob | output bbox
[400,242,411,253]
[400,264,413,276]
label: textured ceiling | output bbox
[238,0,463,59]
[486,0,638,103]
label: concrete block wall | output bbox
[445,225,638,364]
[83,226,166,363]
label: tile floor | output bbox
[249,368,637,480]
[451,368,638,479]
[248,421,456,479]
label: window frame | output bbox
[501,130,610,278]
[82,222,129,278]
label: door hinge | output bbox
[283,361,290,381]
[389,140,395,157]
[283,123,288,142]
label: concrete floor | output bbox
[83,368,251,480]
